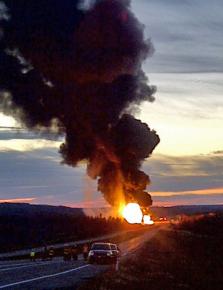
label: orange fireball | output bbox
[122,203,143,224]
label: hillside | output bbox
[1,203,223,218]
[1,202,223,253]
[0,203,123,253]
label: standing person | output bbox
[72,244,78,261]
[42,245,48,260]
[49,246,54,260]
[63,245,71,261]
[83,243,88,261]
[30,249,36,262]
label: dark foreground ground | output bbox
[79,214,223,290]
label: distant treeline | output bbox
[1,202,223,253]
[0,208,124,253]
[177,212,223,237]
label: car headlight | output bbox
[107,251,113,256]
[88,251,94,256]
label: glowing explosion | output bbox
[143,214,154,225]
[122,203,154,225]
[122,203,143,224]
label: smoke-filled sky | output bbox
[0,0,223,207]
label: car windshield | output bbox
[111,245,117,250]
[91,244,110,250]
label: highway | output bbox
[0,225,163,289]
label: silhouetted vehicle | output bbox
[88,242,117,264]
[159,217,167,221]
[110,243,121,260]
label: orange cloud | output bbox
[64,197,109,209]
[152,187,223,197]
[0,197,36,203]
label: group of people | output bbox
[30,246,55,261]
[43,246,55,260]
[63,243,89,261]
[30,243,89,261]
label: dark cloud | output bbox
[0,146,222,205]
[0,128,62,141]
[132,0,223,73]
[0,148,87,204]
[0,0,159,207]
[144,153,223,192]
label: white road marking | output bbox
[0,258,62,268]
[0,264,90,289]
[0,260,60,273]
[0,262,35,269]
[0,260,58,268]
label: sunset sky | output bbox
[0,0,223,207]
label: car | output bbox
[88,242,118,264]
[110,243,121,258]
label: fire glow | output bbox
[122,203,154,225]
[143,215,154,225]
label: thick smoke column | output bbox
[0,0,160,208]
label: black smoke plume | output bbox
[0,0,160,208]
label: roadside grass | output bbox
[78,220,223,290]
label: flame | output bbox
[143,214,154,225]
[122,203,143,224]
[121,203,154,225]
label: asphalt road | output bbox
[0,225,163,289]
